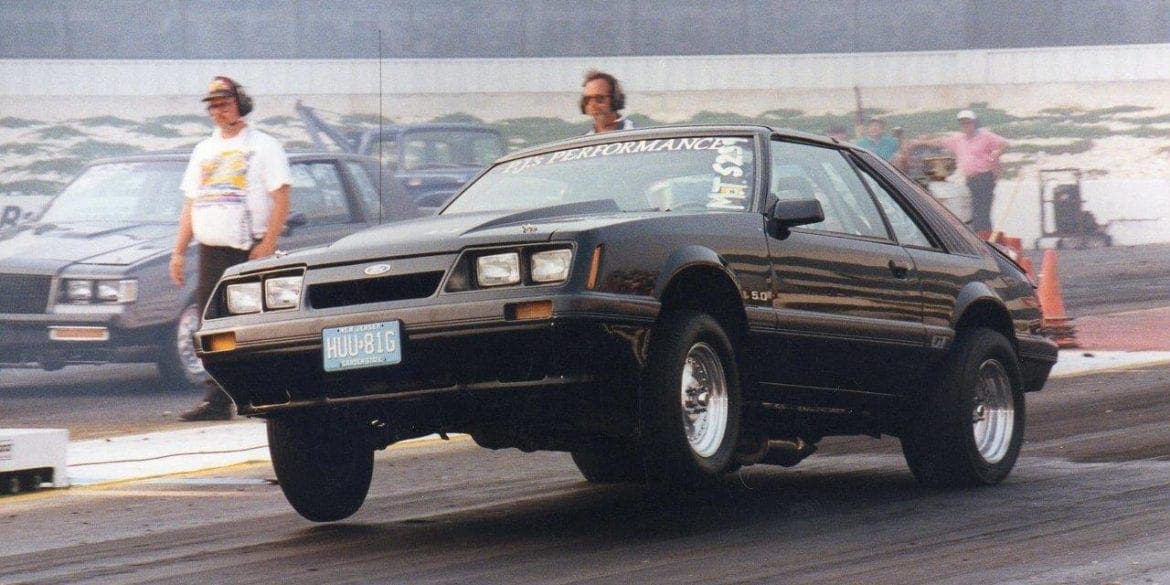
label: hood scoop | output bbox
[464,199,620,234]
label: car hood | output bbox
[0,221,174,269]
[261,200,646,269]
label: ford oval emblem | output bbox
[363,264,392,276]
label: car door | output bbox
[759,139,927,404]
[849,151,970,347]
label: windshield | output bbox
[443,136,755,215]
[39,161,186,223]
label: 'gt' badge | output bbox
[363,264,392,276]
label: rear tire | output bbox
[901,328,1025,487]
[156,302,208,392]
[639,311,741,484]
[268,413,374,522]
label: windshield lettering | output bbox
[446,136,755,215]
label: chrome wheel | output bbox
[972,358,1014,463]
[641,310,741,482]
[175,304,205,378]
[680,342,729,458]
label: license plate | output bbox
[322,320,402,372]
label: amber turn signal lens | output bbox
[586,245,603,289]
[48,326,109,341]
[512,300,553,321]
[206,332,237,352]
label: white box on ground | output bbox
[0,428,70,489]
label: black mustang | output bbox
[195,125,1058,522]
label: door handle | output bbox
[888,259,911,279]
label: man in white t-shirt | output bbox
[169,76,292,421]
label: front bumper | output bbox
[0,312,164,369]
[195,292,659,420]
[1017,331,1059,392]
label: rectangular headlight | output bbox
[95,279,139,303]
[62,278,139,304]
[476,252,521,287]
[265,276,303,310]
[64,280,94,302]
[530,249,573,283]
[226,282,263,315]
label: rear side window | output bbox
[853,161,936,249]
[856,151,982,255]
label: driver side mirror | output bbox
[765,196,824,239]
[283,211,308,236]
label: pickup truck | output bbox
[297,102,507,211]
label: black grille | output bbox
[308,271,444,309]
[0,274,51,313]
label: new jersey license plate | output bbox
[322,320,402,372]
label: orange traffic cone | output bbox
[1038,249,1079,348]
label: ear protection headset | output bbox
[579,71,625,114]
[215,76,254,117]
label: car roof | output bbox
[496,123,842,164]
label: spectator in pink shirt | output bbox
[916,110,1007,233]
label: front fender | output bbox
[653,244,737,300]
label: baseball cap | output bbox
[201,77,237,102]
[956,109,977,121]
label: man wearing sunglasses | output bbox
[580,69,635,134]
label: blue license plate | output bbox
[322,320,402,372]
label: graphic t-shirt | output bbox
[181,127,291,250]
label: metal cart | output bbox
[1036,168,1111,249]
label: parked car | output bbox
[297,102,507,211]
[356,123,507,210]
[195,125,1058,522]
[0,150,422,391]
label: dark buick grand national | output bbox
[195,125,1058,521]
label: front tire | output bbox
[639,311,741,484]
[156,302,208,392]
[901,328,1025,487]
[268,414,374,522]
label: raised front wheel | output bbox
[267,414,374,522]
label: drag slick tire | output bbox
[268,413,374,522]
[901,327,1025,487]
[638,310,741,484]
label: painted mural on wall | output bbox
[2,90,1170,224]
